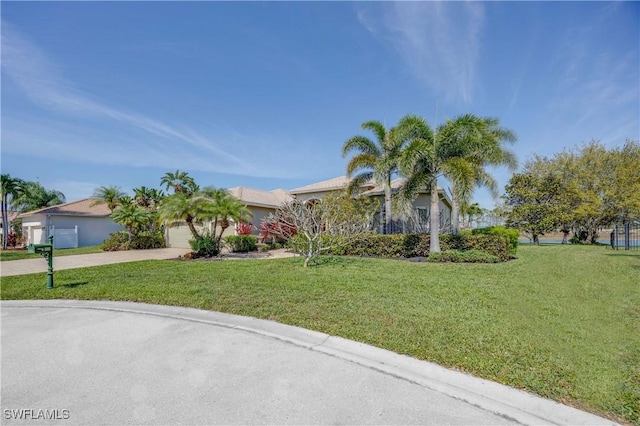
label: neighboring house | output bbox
[17,199,124,249]
[289,176,453,233]
[165,187,292,249]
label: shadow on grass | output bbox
[604,252,640,258]
[60,281,90,288]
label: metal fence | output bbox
[373,209,452,235]
[610,221,640,251]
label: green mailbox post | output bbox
[28,235,54,289]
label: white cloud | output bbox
[0,21,271,178]
[358,2,485,105]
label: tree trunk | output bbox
[451,191,460,235]
[384,178,392,235]
[533,234,539,245]
[218,219,230,242]
[429,178,441,253]
[1,198,8,250]
[186,216,199,239]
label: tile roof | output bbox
[288,176,450,205]
[289,176,376,194]
[228,187,292,208]
[361,178,408,196]
[17,198,112,218]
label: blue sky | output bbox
[2,1,638,209]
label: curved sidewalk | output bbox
[1,300,615,425]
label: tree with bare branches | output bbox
[264,192,377,267]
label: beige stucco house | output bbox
[17,199,124,248]
[289,176,452,234]
[164,187,292,249]
[165,175,453,248]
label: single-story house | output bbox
[17,199,124,249]
[289,176,452,233]
[165,187,292,249]
[165,176,453,248]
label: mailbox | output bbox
[28,236,54,289]
[28,243,53,254]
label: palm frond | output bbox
[346,153,378,177]
[345,173,374,196]
[360,120,386,145]
[342,136,380,158]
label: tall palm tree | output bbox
[1,174,23,249]
[160,170,197,195]
[437,115,517,233]
[91,186,127,213]
[11,181,66,213]
[398,114,514,251]
[342,120,406,234]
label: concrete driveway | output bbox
[1,300,615,425]
[0,248,297,277]
[0,248,188,277]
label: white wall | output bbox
[49,216,123,247]
[22,214,122,247]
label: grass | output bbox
[1,245,638,424]
[0,245,104,261]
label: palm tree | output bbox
[1,174,23,249]
[464,203,483,229]
[160,170,197,195]
[197,187,251,242]
[133,186,164,209]
[398,114,515,252]
[158,192,202,239]
[437,115,517,233]
[11,181,66,213]
[91,186,127,213]
[111,204,150,239]
[342,120,406,234]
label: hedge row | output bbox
[102,230,166,251]
[471,226,519,255]
[331,233,511,261]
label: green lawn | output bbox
[0,245,104,261]
[1,245,638,424]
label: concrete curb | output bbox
[1,300,617,426]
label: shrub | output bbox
[426,249,501,263]
[336,233,510,261]
[471,226,519,255]
[225,235,258,253]
[189,232,220,258]
[102,231,130,251]
[130,230,166,250]
[235,222,254,236]
[259,219,296,244]
[7,232,18,247]
[102,230,165,251]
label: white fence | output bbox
[48,225,79,249]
